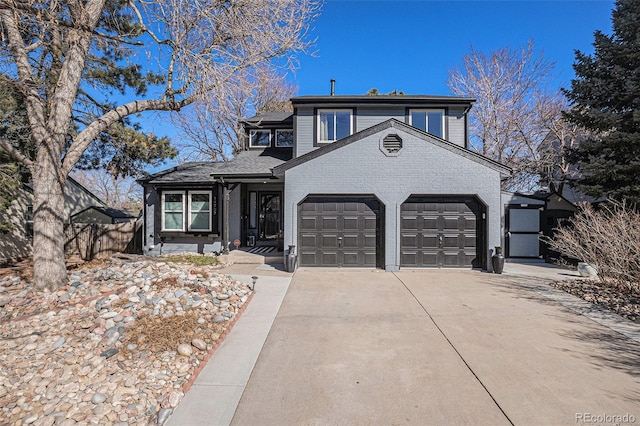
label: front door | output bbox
[259,193,281,240]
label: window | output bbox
[318,109,352,143]
[188,191,212,231]
[162,191,185,231]
[162,191,213,232]
[275,129,294,147]
[249,130,271,147]
[409,109,445,138]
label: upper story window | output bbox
[409,109,445,139]
[318,109,352,143]
[162,191,213,232]
[275,129,294,147]
[249,130,271,148]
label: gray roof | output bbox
[291,94,476,107]
[140,148,293,184]
[243,112,293,125]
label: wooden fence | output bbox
[64,220,142,260]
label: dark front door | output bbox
[400,197,482,268]
[259,193,281,240]
[298,197,382,267]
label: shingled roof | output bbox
[242,112,293,126]
[139,148,292,184]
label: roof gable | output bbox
[274,119,511,177]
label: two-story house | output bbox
[139,93,511,271]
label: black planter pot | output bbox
[492,246,505,274]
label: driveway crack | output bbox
[393,272,515,426]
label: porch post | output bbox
[222,183,230,254]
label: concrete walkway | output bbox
[231,268,640,425]
[166,263,292,426]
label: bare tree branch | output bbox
[0,137,33,168]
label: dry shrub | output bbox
[124,311,200,353]
[544,200,640,291]
[189,269,210,279]
[155,276,179,289]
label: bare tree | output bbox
[536,95,589,195]
[448,41,563,191]
[71,170,142,212]
[543,200,640,291]
[173,64,296,161]
[0,0,319,291]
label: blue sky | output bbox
[142,0,615,172]
[289,0,615,96]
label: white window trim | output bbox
[188,190,212,232]
[275,129,294,147]
[409,109,446,139]
[317,109,353,143]
[249,129,271,148]
[161,191,186,231]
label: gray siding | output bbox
[0,187,32,263]
[294,107,314,157]
[294,106,468,157]
[446,107,466,147]
[71,210,112,224]
[356,108,405,132]
[283,127,503,271]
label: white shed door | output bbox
[507,208,540,257]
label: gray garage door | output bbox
[401,198,482,268]
[298,197,381,267]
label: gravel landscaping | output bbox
[550,278,640,324]
[0,255,252,425]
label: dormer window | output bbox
[318,109,352,143]
[409,109,445,139]
[275,129,294,147]
[249,130,271,147]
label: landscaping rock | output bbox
[0,256,250,425]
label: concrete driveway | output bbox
[231,268,640,425]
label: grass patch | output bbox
[164,254,218,267]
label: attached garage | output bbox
[298,197,383,267]
[400,197,485,268]
[275,119,511,272]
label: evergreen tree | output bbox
[563,0,640,201]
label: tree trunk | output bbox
[32,158,67,292]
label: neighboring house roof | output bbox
[517,190,579,211]
[140,148,293,184]
[23,175,107,207]
[67,176,108,207]
[71,205,137,220]
[273,119,511,178]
